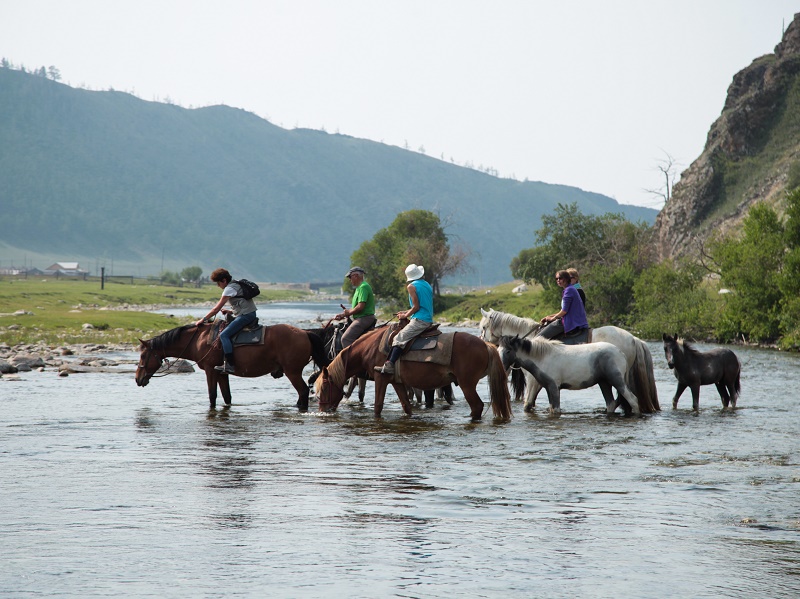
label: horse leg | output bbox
[424,388,435,409]
[343,377,356,399]
[286,370,310,412]
[393,384,413,416]
[461,385,485,421]
[373,376,390,417]
[716,381,731,408]
[358,377,366,402]
[672,383,687,409]
[607,371,641,416]
[523,372,543,412]
[599,381,618,414]
[205,369,218,408]
[441,384,454,405]
[544,383,561,415]
[690,385,701,412]
[218,373,232,406]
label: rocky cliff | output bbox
[654,13,800,259]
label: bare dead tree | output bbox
[644,150,679,206]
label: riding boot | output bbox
[375,346,402,374]
[215,353,235,374]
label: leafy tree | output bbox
[510,203,656,325]
[180,266,202,283]
[160,270,182,286]
[707,202,785,342]
[350,210,468,305]
[631,260,718,339]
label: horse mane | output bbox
[489,310,542,337]
[677,337,703,359]
[504,335,562,360]
[148,324,196,351]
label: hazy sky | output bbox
[2,1,797,209]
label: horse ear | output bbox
[662,333,668,341]
[480,308,490,317]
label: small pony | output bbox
[498,335,641,416]
[662,334,741,411]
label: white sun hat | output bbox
[405,264,425,281]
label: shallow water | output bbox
[1,304,799,597]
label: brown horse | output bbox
[135,322,326,410]
[314,326,512,421]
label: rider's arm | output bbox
[340,301,366,319]
[196,295,229,325]
[398,284,420,319]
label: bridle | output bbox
[137,326,205,379]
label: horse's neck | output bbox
[499,312,540,336]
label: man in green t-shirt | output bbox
[335,266,377,348]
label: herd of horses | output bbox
[135,308,741,421]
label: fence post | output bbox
[101,267,105,290]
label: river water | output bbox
[1,303,798,598]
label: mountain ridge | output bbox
[0,66,656,283]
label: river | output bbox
[1,302,798,597]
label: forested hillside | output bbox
[0,67,655,283]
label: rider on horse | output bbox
[195,268,257,374]
[335,266,377,348]
[538,269,588,340]
[376,263,434,375]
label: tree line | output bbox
[354,190,800,349]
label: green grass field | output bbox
[0,276,542,347]
[0,277,308,346]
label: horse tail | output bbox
[629,339,660,413]
[510,367,526,401]
[732,357,741,403]
[486,343,513,420]
[306,331,328,369]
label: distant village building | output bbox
[44,262,88,276]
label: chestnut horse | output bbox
[135,322,326,410]
[314,326,512,421]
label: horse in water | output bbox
[662,334,741,411]
[314,326,512,421]
[498,335,641,416]
[306,320,455,409]
[479,308,659,413]
[135,322,326,410]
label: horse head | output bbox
[479,308,500,343]
[497,335,522,371]
[315,366,344,412]
[135,339,163,387]
[662,333,680,369]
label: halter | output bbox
[138,326,203,378]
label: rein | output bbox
[140,326,203,378]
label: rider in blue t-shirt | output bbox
[376,263,434,375]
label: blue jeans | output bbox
[220,312,257,354]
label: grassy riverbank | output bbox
[0,277,310,346]
[0,276,546,347]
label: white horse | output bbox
[498,335,641,416]
[479,308,659,413]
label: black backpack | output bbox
[233,279,260,300]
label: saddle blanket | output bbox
[379,325,455,366]
[210,321,266,346]
[558,328,592,346]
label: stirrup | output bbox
[374,361,394,374]
[215,362,234,374]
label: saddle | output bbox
[210,319,266,346]
[554,327,593,346]
[379,322,453,366]
[328,318,377,358]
